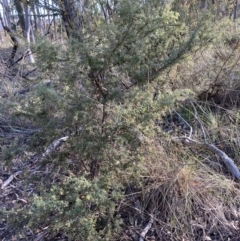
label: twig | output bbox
[139,217,153,241]
[1,171,22,189]
[20,67,37,79]
[44,17,55,36]
[173,110,193,138]
[34,231,48,241]
[9,50,37,68]
[15,193,28,204]
[213,41,239,84]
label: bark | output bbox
[59,0,83,40]
[35,4,43,34]
[14,0,25,33]
[2,0,11,27]
[53,15,57,40]
[4,26,18,66]
[23,3,35,63]
[31,3,38,31]
[0,13,18,66]
[233,0,238,20]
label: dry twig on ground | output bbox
[173,101,240,179]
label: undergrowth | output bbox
[1,2,240,241]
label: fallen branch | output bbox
[174,136,240,179]
[0,126,41,137]
[43,136,69,157]
[1,171,22,189]
[174,110,192,138]
[10,50,32,66]
[20,67,37,79]
[14,87,30,95]
[15,193,28,204]
[173,102,240,179]
[206,143,240,179]
[34,231,47,241]
[139,217,153,241]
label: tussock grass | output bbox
[138,137,240,240]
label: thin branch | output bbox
[139,217,153,241]
[8,49,36,67]
[44,17,55,36]
[213,40,240,84]
[173,110,193,138]
[1,171,22,189]
[20,67,37,79]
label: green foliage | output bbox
[2,1,218,240]
[26,175,122,241]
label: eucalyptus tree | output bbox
[172,0,240,20]
[0,0,19,65]
[23,2,35,63]
[1,0,11,27]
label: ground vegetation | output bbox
[1,1,240,240]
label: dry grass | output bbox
[129,24,240,238]
[2,19,240,241]
[133,134,240,240]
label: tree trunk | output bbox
[14,0,25,33]
[2,0,11,27]
[23,3,35,63]
[31,3,38,32]
[59,0,83,40]
[233,0,238,20]
[0,2,19,66]
[35,4,43,34]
